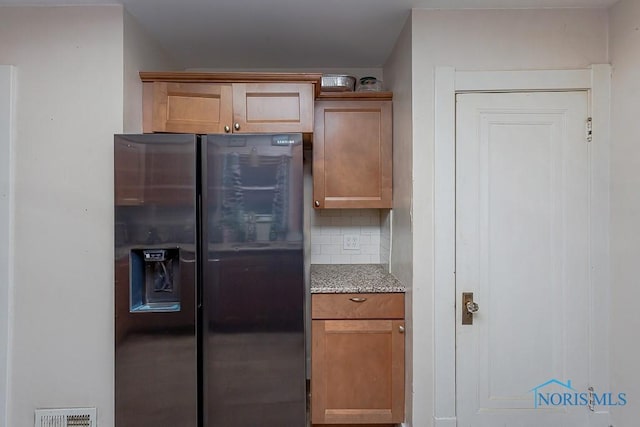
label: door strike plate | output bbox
[462,292,474,325]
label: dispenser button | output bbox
[143,249,167,262]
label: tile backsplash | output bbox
[311,209,388,264]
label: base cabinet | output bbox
[311,293,404,425]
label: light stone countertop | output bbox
[310,264,405,294]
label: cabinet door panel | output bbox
[152,82,232,133]
[311,319,404,424]
[313,100,392,209]
[233,83,313,133]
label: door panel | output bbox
[456,92,590,426]
[114,134,198,427]
[202,134,306,427]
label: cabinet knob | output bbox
[314,200,320,208]
[399,325,405,333]
[224,125,230,133]
[349,297,367,303]
[234,123,241,131]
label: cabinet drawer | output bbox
[311,293,403,319]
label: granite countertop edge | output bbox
[310,264,405,294]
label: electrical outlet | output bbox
[343,234,360,250]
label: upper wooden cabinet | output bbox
[313,95,393,209]
[141,72,320,134]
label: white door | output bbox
[456,91,592,426]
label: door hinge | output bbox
[588,386,595,411]
[586,117,593,142]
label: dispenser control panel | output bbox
[143,249,168,262]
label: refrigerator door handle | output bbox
[202,258,220,309]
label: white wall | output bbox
[609,1,640,424]
[384,16,413,290]
[0,6,124,426]
[408,8,608,426]
[383,15,413,426]
[0,65,15,427]
[124,10,177,133]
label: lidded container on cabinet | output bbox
[320,74,356,92]
[357,76,383,92]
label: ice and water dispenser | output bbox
[130,248,181,312]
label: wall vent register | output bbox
[34,408,96,427]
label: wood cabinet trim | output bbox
[139,72,395,101]
[311,320,328,424]
[317,91,393,101]
[312,100,327,208]
[142,82,154,133]
[140,71,323,96]
[390,319,405,422]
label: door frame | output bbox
[433,66,611,427]
[0,65,16,427]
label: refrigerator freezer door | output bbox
[202,134,306,426]
[115,134,198,427]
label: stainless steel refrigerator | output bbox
[114,133,305,426]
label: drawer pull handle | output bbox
[349,297,367,303]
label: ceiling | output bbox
[0,0,619,69]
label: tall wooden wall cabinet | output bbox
[313,93,393,209]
